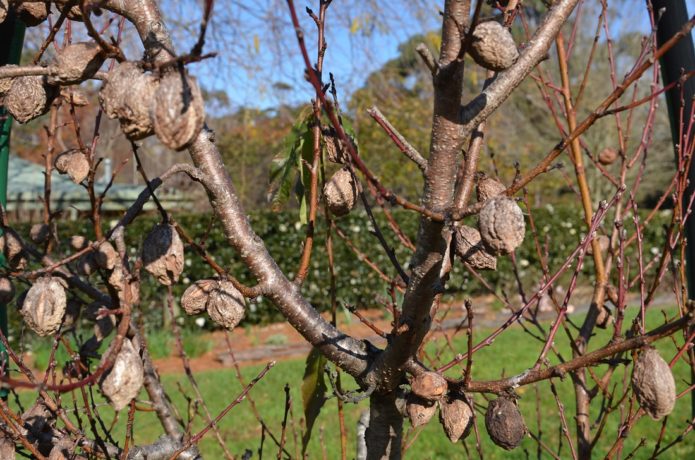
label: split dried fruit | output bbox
[478,197,525,255]
[485,397,526,450]
[455,225,497,270]
[476,175,506,202]
[632,348,676,420]
[206,280,246,330]
[95,242,118,270]
[439,394,473,442]
[55,150,90,184]
[151,70,205,150]
[100,338,144,411]
[5,75,57,123]
[142,223,184,285]
[468,21,519,72]
[181,278,216,315]
[406,394,437,428]
[1,228,27,270]
[0,276,15,303]
[29,223,50,244]
[99,62,157,140]
[20,277,67,337]
[598,147,618,165]
[324,167,358,217]
[411,371,448,401]
[49,42,105,85]
[14,1,49,27]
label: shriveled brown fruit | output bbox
[206,280,246,330]
[100,338,144,411]
[468,21,519,72]
[99,62,157,140]
[598,147,618,165]
[476,175,506,202]
[478,197,525,255]
[70,234,88,250]
[455,225,497,270]
[20,277,67,337]
[485,397,526,450]
[631,348,676,420]
[181,278,216,315]
[439,394,473,442]
[13,1,49,27]
[142,223,184,285]
[1,228,27,270]
[55,150,90,184]
[55,0,84,21]
[0,0,8,25]
[0,64,16,97]
[322,127,353,164]
[95,242,118,270]
[5,75,57,123]
[151,70,205,151]
[0,430,14,460]
[60,87,90,106]
[76,253,98,276]
[29,223,50,244]
[406,394,437,428]
[49,42,105,85]
[324,167,358,217]
[411,371,448,401]
[0,276,15,303]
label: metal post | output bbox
[0,11,26,398]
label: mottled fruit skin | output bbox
[14,1,49,27]
[55,150,90,184]
[49,42,105,85]
[468,21,519,71]
[476,175,506,202]
[632,348,676,419]
[439,394,473,442]
[100,339,144,411]
[411,371,448,401]
[206,280,246,330]
[20,277,67,337]
[406,394,437,428]
[324,167,358,216]
[478,197,526,254]
[142,223,184,285]
[5,75,57,124]
[485,398,526,450]
[455,225,497,270]
[151,70,205,151]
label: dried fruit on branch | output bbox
[406,394,437,428]
[55,150,90,184]
[100,338,144,411]
[468,21,519,72]
[55,0,84,20]
[631,348,676,420]
[5,75,57,123]
[455,225,497,270]
[151,70,205,151]
[95,242,118,270]
[598,147,618,165]
[0,0,7,24]
[476,175,506,202]
[439,394,473,442]
[14,1,48,26]
[99,62,157,140]
[70,235,88,251]
[181,278,216,315]
[206,280,246,330]
[142,223,184,285]
[1,228,27,270]
[0,276,15,303]
[49,42,105,85]
[29,223,50,244]
[411,371,448,401]
[20,277,67,337]
[485,397,526,450]
[478,197,525,255]
[324,167,358,217]
[0,64,16,97]
[322,127,354,164]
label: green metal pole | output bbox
[0,12,26,398]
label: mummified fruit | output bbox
[100,338,144,411]
[411,371,448,401]
[0,64,16,97]
[0,276,14,303]
[181,278,216,315]
[598,147,619,165]
[54,0,85,21]
[206,280,246,330]
[468,21,519,72]
[5,75,58,123]
[76,253,98,276]
[406,394,437,428]
[324,167,358,217]
[485,397,526,450]
[151,70,205,151]
[142,223,184,285]
[55,150,90,184]
[20,277,67,337]
[48,42,105,86]
[476,175,506,202]
[29,223,50,244]
[99,62,157,140]
[631,348,676,420]
[322,127,354,164]
[0,430,14,460]
[95,242,118,270]
[478,197,525,255]
[439,394,474,442]
[70,234,88,251]
[455,225,497,270]
[0,228,27,270]
[0,0,7,25]
[14,1,49,27]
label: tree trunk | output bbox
[365,392,403,460]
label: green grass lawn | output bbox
[11,306,695,459]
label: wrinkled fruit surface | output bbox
[55,150,90,184]
[49,42,105,85]
[485,398,526,450]
[151,70,205,151]
[411,371,448,401]
[468,21,519,71]
[324,168,358,217]
[5,75,57,124]
[20,277,67,337]
[632,348,676,419]
[407,394,437,428]
[100,338,144,411]
[476,175,506,202]
[142,223,184,285]
[206,280,246,330]
[455,225,497,270]
[478,197,525,255]
[439,394,473,442]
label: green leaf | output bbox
[301,347,328,453]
